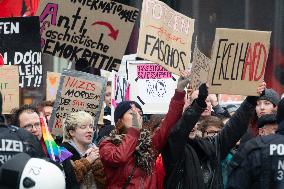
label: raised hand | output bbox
[177,70,191,92]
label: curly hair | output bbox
[63,111,94,142]
[12,105,39,127]
[199,116,224,135]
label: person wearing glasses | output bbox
[12,105,42,140]
[199,116,224,137]
[61,111,106,189]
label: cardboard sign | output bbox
[37,0,138,72]
[208,28,271,96]
[0,17,42,88]
[46,72,61,101]
[191,44,211,91]
[49,69,107,136]
[137,0,195,75]
[0,66,19,114]
[128,61,177,114]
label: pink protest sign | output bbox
[137,64,172,79]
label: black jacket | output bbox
[163,98,256,189]
[0,123,45,167]
[227,120,284,189]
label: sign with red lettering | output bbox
[128,61,178,114]
[137,0,195,75]
[0,66,19,114]
[208,28,271,96]
[49,69,107,136]
[36,0,138,72]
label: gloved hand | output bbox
[177,70,191,91]
[196,83,208,108]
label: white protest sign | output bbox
[128,61,178,114]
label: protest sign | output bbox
[137,0,195,75]
[208,28,271,96]
[49,69,107,136]
[0,17,42,88]
[191,43,211,91]
[128,61,177,114]
[0,66,19,114]
[37,0,138,72]
[46,72,61,101]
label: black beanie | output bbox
[277,98,284,124]
[257,114,277,128]
[258,88,280,106]
[114,101,143,123]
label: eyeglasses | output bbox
[78,124,95,130]
[205,130,219,137]
[22,122,40,131]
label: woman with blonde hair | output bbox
[60,111,106,189]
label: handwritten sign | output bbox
[0,66,19,114]
[208,28,271,96]
[46,72,61,101]
[49,69,106,136]
[0,17,42,88]
[191,44,211,91]
[128,61,177,114]
[137,0,195,75]
[37,0,138,72]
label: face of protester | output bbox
[42,106,53,121]
[104,86,112,107]
[256,100,277,118]
[69,119,94,146]
[259,123,278,136]
[120,106,143,129]
[19,111,42,140]
[203,125,221,137]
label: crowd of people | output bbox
[0,70,283,189]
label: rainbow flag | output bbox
[40,117,72,162]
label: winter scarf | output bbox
[109,128,156,175]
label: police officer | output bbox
[227,97,284,189]
[0,92,44,166]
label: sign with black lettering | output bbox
[49,69,107,136]
[128,61,178,114]
[37,0,138,72]
[191,43,211,91]
[0,17,42,88]
[208,28,271,96]
[0,66,19,114]
[137,0,195,75]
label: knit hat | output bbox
[258,88,280,106]
[257,114,277,128]
[114,101,143,123]
[277,98,284,124]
